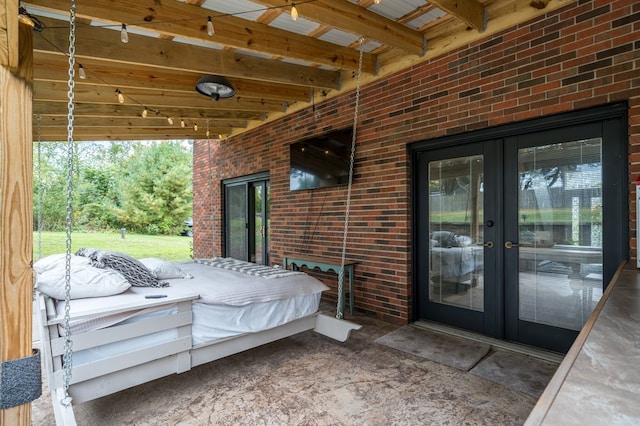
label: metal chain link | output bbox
[36,115,42,261]
[61,0,77,407]
[336,39,364,320]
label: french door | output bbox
[224,173,270,265]
[414,105,627,353]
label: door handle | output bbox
[504,241,519,249]
[479,241,494,248]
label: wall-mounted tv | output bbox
[289,128,353,191]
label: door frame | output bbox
[415,140,503,337]
[410,102,628,343]
[223,171,270,264]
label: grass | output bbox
[430,208,601,224]
[33,231,193,262]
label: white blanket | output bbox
[176,261,328,306]
[194,257,303,279]
[55,260,329,331]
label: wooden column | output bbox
[0,0,35,424]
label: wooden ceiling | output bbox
[22,0,567,142]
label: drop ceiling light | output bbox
[195,75,235,101]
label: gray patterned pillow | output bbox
[77,248,168,288]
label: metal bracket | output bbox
[0,349,42,409]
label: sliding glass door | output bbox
[224,173,270,265]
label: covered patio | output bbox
[31,307,556,425]
[2,0,640,424]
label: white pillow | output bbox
[139,258,191,279]
[34,253,88,274]
[35,255,131,300]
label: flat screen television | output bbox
[289,128,353,191]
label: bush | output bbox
[145,223,161,235]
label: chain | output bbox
[35,115,42,261]
[336,38,364,320]
[61,0,77,407]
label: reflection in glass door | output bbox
[516,139,603,331]
[226,184,247,260]
[429,155,485,312]
[415,104,627,352]
[251,181,269,264]
[417,141,499,336]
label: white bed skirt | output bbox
[69,293,321,365]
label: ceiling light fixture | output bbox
[78,64,87,80]
[195,75,235,101]
[291,3,299,21]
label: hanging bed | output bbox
[35,253,360,425]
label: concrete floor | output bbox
[32,309,555,425]
[32,315,552,425]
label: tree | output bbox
[33,142,75,231]
[115,142,193,234]
[33,141,193,235]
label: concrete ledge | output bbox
[526,261,640,425]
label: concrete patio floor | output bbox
[31,308,556,425]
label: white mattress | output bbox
[56,260,326,365]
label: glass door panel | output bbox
[224,174,270,265]
[516,139,603,331]
[226,184,247,260]
[429,155,485,312]
[416,104,626,353]
[251,183,266,264]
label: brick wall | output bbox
[194,0,640,324]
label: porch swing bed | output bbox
[35,3,365,423]
[36,256,360,425]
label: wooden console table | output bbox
[283,256,357,316]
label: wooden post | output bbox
[0,0,35,423]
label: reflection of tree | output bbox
[290,168,319,190]
[445,176,470,195]
[520,167,566,190]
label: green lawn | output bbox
[33,231,193,262]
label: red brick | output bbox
[193,3,640,323]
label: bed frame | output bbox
[37,291,361,425]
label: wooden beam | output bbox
[35,115,248,129]
[24,0,377,73]
[33,16,342,90]
[0,17,34,425]
[254,0,426,56]
[34,81,285,112]
[34,53,312,102]
[33,101,265,121]
[37,127,234,142]
[530,0,552,9]
[428,0,486,32]
[0,0,18,68]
